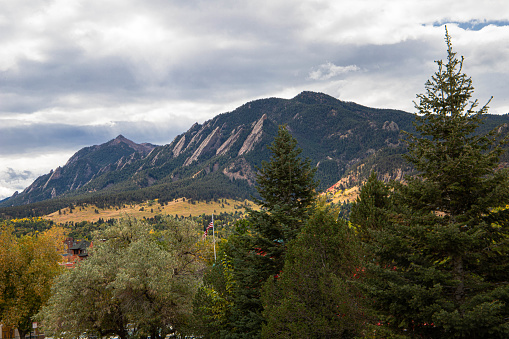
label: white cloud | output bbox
[309,63,360,81]
[0,151,74,200]
[1,0,509,198]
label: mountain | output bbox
[2,91,508,218]
[4,135,157,206]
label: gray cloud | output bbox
[1,53,139,113]
[5,168,32,181]
[0,120,195,156]
[1,0,509,199]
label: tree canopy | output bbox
[261,199,366,338]
[194,125,318,338]
[37,216,203,339]
[0,225,64,338]
[352,29,509,338]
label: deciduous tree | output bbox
[38,216,203,339]
[0,226,63,338]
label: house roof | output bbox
[69,241,90,250]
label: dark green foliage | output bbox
[226,224,273,338]
[192,240,235,338]
[336,200,352,220]
[192,219,268,339]
[261,200,366,338]
[251,125,318,243]
[354,30,509,338]
[195,127,318,338]
[249,125,317,272]
[350,171,392,242]
[1,91,422,217]
[4,90,509,220]
[226,126,318,337]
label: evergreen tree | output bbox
[350,171,392,242]
[355,29,509,338]
[226,125,318,338]
[261,199,366,338]
[192,241,235,338]
[252,124,318,242]
[247,124,318,277]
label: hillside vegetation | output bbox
[44,198,255,223]
[2,90,509,220]
[1,91,419,217]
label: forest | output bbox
[1,31,509,339]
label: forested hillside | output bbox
[1,91,425,218]
[3,89,509,219]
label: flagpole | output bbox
[212,213,216,261]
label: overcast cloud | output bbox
[1,0,509,199]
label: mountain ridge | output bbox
[2,91,508,218]
[4,135,158,206]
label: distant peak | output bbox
[107,135,156,155]
[296,90,320,96]
[110,135,132,145]
[293,91,339,105]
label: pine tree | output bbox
[356,29,509,338]
[253,125,317,240]
[227,125,318,338]
[261,199,365,338]
[350,171,392,242]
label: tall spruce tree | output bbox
[226,125,318,338]
[354,29,509,338]
[250,124,317,267]
[350,171,392,242]
[261,199,366,338]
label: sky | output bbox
[1,0,509,200]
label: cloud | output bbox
[2,0,508,118]
[308,63,360,81]
[0,151,74,200]
[0,119,196,156]
[5,168,32,181]
[1,0,509,199]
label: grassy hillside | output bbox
[44,198,256,223]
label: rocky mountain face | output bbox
[2,91,416,209]
[4,91,507,212]
[4,135,157,206]
[92,91,413,195]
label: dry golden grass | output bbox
[323,186,361,205]
[45,198,257,223]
